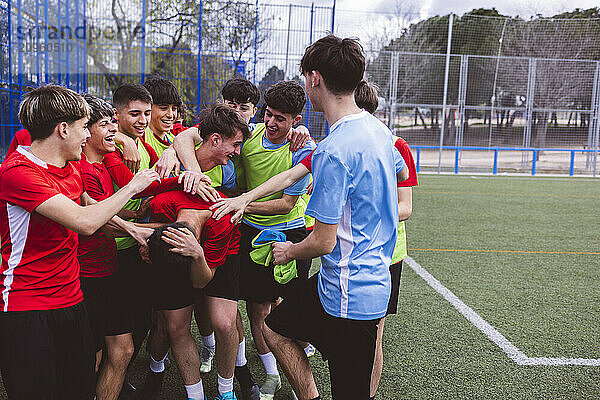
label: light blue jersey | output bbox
[306,111,405,320]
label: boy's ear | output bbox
[293,114,303,125]
[57,121,69,139]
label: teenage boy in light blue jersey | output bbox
[263,35,406,400]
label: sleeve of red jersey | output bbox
[81,171,109,202]
[395,138,418,188]
[6,129,32,157]
[300,150,314,172]
[103,151,182,198]
[0,164,62,212]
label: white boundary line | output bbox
[404,256,600,366]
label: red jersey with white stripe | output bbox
[150,191,240,269]
[0,146,84,311]
[76,155,119,278]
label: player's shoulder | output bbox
[0,148,38,176]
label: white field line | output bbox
[404,256,600,366]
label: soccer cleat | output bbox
[304,343,316,358]
[137,370,166,400]
[239,382,261,400]
[118,381,137,400]
[200,346,215,373]
[259,374,281,400]
[213,391,238,400]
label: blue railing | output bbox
[412,146,600,176]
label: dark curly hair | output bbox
[197,103,251,141]
[264,80,306,116]
[221,78,260,106]
[148,222,197,270]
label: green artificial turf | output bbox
[1,175,599,399]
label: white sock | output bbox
[201,333,216,353]
[236,338,247,367]
[185,380,204,400]
[259,352,279,376]
[218,374,234,395]
[149,353,168,373]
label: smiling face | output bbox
[209,129,244,166]
[149,103,177,136]
[224,99,257,124]
[263,106,301,144]
[63,117,91,161]
[87,116,118,156]
[115,100,152,139]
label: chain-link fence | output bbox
[356,13,600,176]
[2,3,600,175]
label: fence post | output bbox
[284,4,292,77]
[437,13,453,174]
[309,2,314,44]
[7,0,13,149]
[387,52,399,130]
[531,150,537,175]
[331,0,336,34]
[253,0,259,84]
[454,148,459,174]
[569,150,575,176]
[196,1,203,115]
[493,149,498,175]
[591,62,600,177]
[586,62,599,170]
[416,147,421,172]
[523,57,536,166]
[140,0,147,83]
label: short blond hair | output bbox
[18,84,90,141]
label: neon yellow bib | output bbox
[391,221,407,264]
[390,135,408,263]
[240,124,305,227]
[204,164,223,188]
[144,127,174,158]
[113,138,152,250]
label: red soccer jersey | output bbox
[172,123,187,136]
[103,148,180,198]
[0,147,84,311]
[6,129,31,157]
[76,155,119,278]
[150,191,240,269]
[394,137,418,188]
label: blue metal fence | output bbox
[413,145,600,176]
[0,0,85,157]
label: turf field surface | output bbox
[1,174,599,399]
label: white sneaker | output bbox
[259,374,281,400]
[199,346,214,373]
[304,343,316,358]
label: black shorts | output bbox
[202,254,240,301]
[0,302,95,399]
[386,260,403,315]
[147,257,196,311]
[239,224,311,303]
[265,274,379,400]
[80,268,134,350]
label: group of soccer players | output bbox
[0,34,418,400]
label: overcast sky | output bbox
[279,0,599,18]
